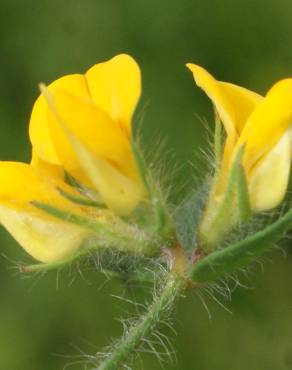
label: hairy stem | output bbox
[95,273,185,370]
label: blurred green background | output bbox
[1,0,292,369]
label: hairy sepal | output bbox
[199,146,251,250]
[131,141,175,242]
[32,201,159,257]
[175,185,208,254]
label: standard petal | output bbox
[44,88,139,185]
[0,161,58,208]
[85,54,141,135]
[218,82,262,133]
[74,146,145,215]
[29,74,90,165]
[237,79,292,171]
[0,162,92,262]
[30,150,65,181]
[186,63,262,136]
[248,128,292,211]
[45,116,144,215]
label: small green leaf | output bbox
[57,187,104,208]
[175,186,208,253]
[131,141,174,240]
[64,171,101,201]
[31,201,159,257]
[31,201,103,232]
[152,194,168,230]
[237,164,251,222]
[21,248,163,283]
[131,142,151,193]
[20,254,83,273]
[64,171,84,190]
[93,249,166,283]
[213,107,223,172]
[189,207,292,283]
[200,147,249,250]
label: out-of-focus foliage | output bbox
[1,0,292,369]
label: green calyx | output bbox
[57,187,104,208]
[21,247,166,284]
[131,141,175,242]
[198,146,251,251]
[29,200,160,264]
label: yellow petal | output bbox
[0,161,56,208]
[44,88,139,185]
[46,112,144,215]
[237,79,292,171]
[218,82,263,133]
[75,147,144,215]
[248,128,292,211]
[29,74,90,165]
[86,54,141,136]
[0,161,91,262]
[186,63,262,136]
[215,131,238,195]
[30,149,65,181]
[0,206,89,263]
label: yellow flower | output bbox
[0,54,145,263]
[187,63,292,212]
[30,54,145,215]
[187,64,292,249]
[0,158,96,262]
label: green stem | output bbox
[95,273,185,370]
